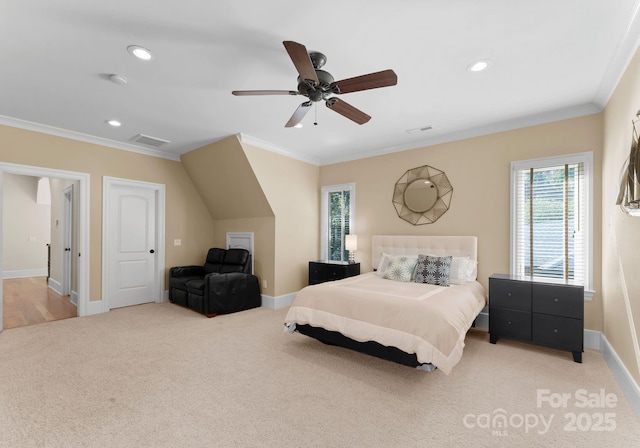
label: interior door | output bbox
[107,183,157,309]
[61,185,73,296]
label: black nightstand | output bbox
[309,261,360,285]
[489,273,584,363]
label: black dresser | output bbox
[309,261,360,285]
[489,273,584,362]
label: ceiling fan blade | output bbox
[331,69,398,94]
[232,90,298,96]
[285,101,313,128]
[325,98,371,125]
[283,41,319,86]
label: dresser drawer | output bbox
[309,262,360,285]
[532,283,583,319]
[533,314,583,351]
[489,307,531,341]
[489,278,532,312]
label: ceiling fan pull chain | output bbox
[314,102,318,126]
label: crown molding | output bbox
[319,102,603,166]
[0,115,181,162]
[237,133,321,166]
[593,0,640,107]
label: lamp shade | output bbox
[345,234,358,251]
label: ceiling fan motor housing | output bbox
[297,69,335,102]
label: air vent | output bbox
[406,126,433,134]
[130,134,170,147]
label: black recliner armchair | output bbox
[169,248,261,317]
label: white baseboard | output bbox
[475,312,638,416]
[85,299,105,316]
[584,329,601,351]
[70,290,78,307]
[3,269,48,279]
[600,333,640,417]
[261,293,296,310]
[47,277,63,296]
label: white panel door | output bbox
[108,184,156,308]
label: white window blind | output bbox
[511,153,593,299]
[320,183,355,262]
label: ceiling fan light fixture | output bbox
[294,123,303,128]
[127,45,153,61]
[467,59,492,72]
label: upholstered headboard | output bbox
[371,235,478,269]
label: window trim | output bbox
[320,183,355,261]
[510,151,594,301]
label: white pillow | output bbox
[382,255,419,282]
[449,256,477,284]
[375,253,391,276]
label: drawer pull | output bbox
[507,292,512,297]
[554,297,559,302]
[553,329,558,333]
[508,321,512,325]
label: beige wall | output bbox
[241,142,320,297]
[2,174,50,273]
[602,43,640,385]
[180,135,319,297]
[180,135,278,295]
[320,114,603,331]
[0,124,217,301]
[180,136,273,220]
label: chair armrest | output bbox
[169,265,205,278]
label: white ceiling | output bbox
[2,0,640,166]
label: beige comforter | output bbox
[284,272,487,374]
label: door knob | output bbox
[150,249,155,254]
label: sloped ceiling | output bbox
[180,135,273,220]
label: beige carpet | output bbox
[0,303,638,448]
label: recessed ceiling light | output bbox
[467,60,492,72]
[106,119,122,127]
[127,45,153,61]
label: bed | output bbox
[284,235,487,374]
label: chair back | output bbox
[203,248,226,274]
[221,248,252,274]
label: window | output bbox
[510,152,593,300]
[321,183,355,262]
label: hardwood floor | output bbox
[3,277,77,330]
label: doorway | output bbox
[0,163,90,333]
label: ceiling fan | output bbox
[232,41,398,127]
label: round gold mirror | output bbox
[404,179,438,212]
[392,165,453,225]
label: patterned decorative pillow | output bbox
[414,255,452,286]
[382,255,418,282]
